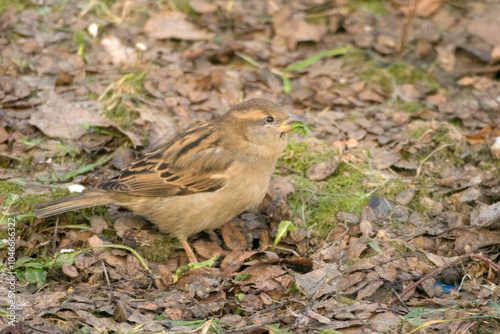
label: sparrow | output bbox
[33,98,304,263]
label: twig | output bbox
[457,274,471,292]
[52,216,59,255]
[276,163,303,175]
[102,260,111,289]
[306,8,342,19]
[473,254,500,272]
[391,287,409,312]
[396,0,417,54]
[416,144,451,177]
[388,248,477,305]
[309,274,333,304]
[229,315,288,332]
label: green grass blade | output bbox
[282,75,292,94]
[59,152,115,181]
[284,47,349,72]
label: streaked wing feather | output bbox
[98,123,233,197]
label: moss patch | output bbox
[136,233,175,263]
[279,140,337,173]
[398,101,424,113]
[280,141,391,237]
[387,62,439,91]
[349,0,389,16]
[0,180,76,218]
[355,58,439,96]
[410,128,427,139]
[336,294,357,305]
[100,72,146,126]
[0,0,31,14]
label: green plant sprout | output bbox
[282,47,349,93]
[291,122,311,138]
[173,256,218,283]
[271,221,297,252]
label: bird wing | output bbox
[98,123,234,197]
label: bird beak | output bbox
[279,113,305,132]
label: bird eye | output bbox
[265,116,275,123]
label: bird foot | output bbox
[179,238,198,263]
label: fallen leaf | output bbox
[305,159,339,180]
[88,217,108,234]
[395,188,416,205]
[272,6,325,50]
[62,263,79,278]
[471,202,500,227]
[267,177,295,200]
[415,0,445,17]
[221,222,247,251]
[465,125,491,144]
[372,150,400,170]
[357,280,383,299]
[189,0,217,14]
[468,10,500,47]
[30,92,110,140]
[294,265,341,296]
[192,239,227,259]
[101,36,138,66]
[144,11,215,40]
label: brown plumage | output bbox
[33,98,303,262]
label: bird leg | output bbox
[179,237,198,263]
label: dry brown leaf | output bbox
[294,265,341,296]
[144,11,215,40]
[357,280,383,300]
[240,294,264,311]
[457,76,478,86]
[395,188,416,205]
[259,230,269,251]
[189,0,216,14]
[471,203,500,227]
[372,150,400,170]
[30,92,109,140]
[358,88,385,103]
[101,36,138,66]
[88,217,108,234]
[416,0,445,17]
[155,264,172,290]
[267,177,295,201]
[465,125,491,144]
[272,6,325,50]
[55,71,74,86]
[375,264,397,282]
[220,250,254,274]
[221,222,247,251]
[491,45,500,63]
[305,159,339,181]
[176,267,222,299]
[468,10,500,47]
[62,263,79,278]
[192,239,227,259]
[347,258,379,272]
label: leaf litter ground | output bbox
[2,0,500,333]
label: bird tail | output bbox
[33,192,111,218]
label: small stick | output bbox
[396,0,417,54]
[416,144,451,176]
[102,260,111,289]
[473,254,500,272]
[52,216,59,255]
[388,248,477,305]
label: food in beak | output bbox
[279,114,305,132]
